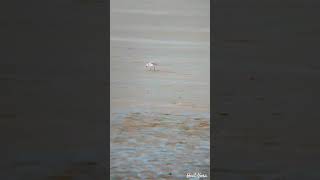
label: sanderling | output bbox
[145,62,158,71]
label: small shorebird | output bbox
[145,62,158,71]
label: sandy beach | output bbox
[111,0,210,179]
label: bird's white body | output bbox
[145,62,158,71]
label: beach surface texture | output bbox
[111,0,210,179]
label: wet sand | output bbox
[111,0,210,179]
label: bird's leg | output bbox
[154,66,155,71]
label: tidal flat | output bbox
[110,0,210,179]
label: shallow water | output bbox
[111,112,209,179]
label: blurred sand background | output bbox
[213,1,320,179]
[1,1,107,179]
[110,0,210,179]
